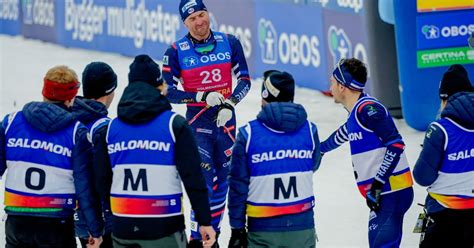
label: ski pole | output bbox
[188,105,210,125]
[223,125,235,142]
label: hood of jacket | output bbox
[22,101,76,133]
[72,96,108,125]
[441,92,474,129]
[256,102,308,132]
[117,81,172,124]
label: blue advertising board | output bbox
[0,0,21,35]
[417,10,474,50]
[55,0,186,60]
[254,2,327,90]
[323,9,370,91]
[21,0,58,43]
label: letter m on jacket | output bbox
[274,176,298,199]
[123,168,148,191]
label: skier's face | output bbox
[330,76,344,104]
[184,11,211,41]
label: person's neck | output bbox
[343,91,362,112]
[95,96,108,109]
[188,31,211,43]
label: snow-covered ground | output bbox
[0,35,428,247]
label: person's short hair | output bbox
[332,58,367,91]
[42,65,80,101]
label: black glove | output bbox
[228,228,247,248]
[366,179,384,211]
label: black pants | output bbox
[421,209,474,248]
[6,215,76,248]
[79,233,113,248]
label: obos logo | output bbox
[22,0,54,27]
[258,18,321,68]
[422,25,440,39]
[422,24,474,39]
[327,25,368,67]
[209,13,252,59]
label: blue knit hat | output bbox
[332,59,366,91]
[179,0,207,22]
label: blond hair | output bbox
[44,65,78,84]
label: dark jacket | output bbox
[0,102,103,237]
[72,97,108,126]
[228,102,321,231]
[414,92,474,213]
[97,82,211,240]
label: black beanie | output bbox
[128,55,163,87]
[261,70,295,103]
[82,62,117,99]
[439,64,473,100]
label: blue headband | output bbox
[332,60,365,91]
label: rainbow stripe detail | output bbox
[111,194,183,217]
[429,193,474,209]
[357,169,413,197]
[4,189,75,209]
[246,197,314,218]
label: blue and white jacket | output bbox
[0,102,103,237]
[228,102,321,232]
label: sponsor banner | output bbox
[55,0,186,60]
[417,10,474,50]
[417,46,474,68]
[0,0,21,35]
[255,2,327,90]
[21,0,58,43]
[417,0,474,13]
[312,0,364,15]
[323,9,370,90]
[206,0,256,76]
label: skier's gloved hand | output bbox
[216,99,234,127]
[228,228,247,248]
[366,179,384,211]
[196,91,225,107]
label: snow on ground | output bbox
[0,35,428,247]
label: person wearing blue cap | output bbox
[162,0,251,247]
[228,70,321,248]
[320,58,414,247]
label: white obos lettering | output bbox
[0,0,19,20]
[447,148,474,161]
[199,52,231,64]
[7,138,72,157]
[348,132,363,141]
[251,149,313,163]
[337,0,363,13]
[108,140,171,154]
[441,25,474,38]
[30,0,55,27]
[209,13,253,59]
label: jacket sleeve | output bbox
[358,102,405,184]
[172,115,212,226]
[320,123,349,153]
[228,126,250,229]
[414,123,445,186]
[227,34,251,105]
[310,122,322,172]
[73,124,104,238]
[0,116,7,177]
[162,45,200,104]
[92,125,113,201]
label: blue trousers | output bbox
[368,187,413,248]
[187,107,235,240]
